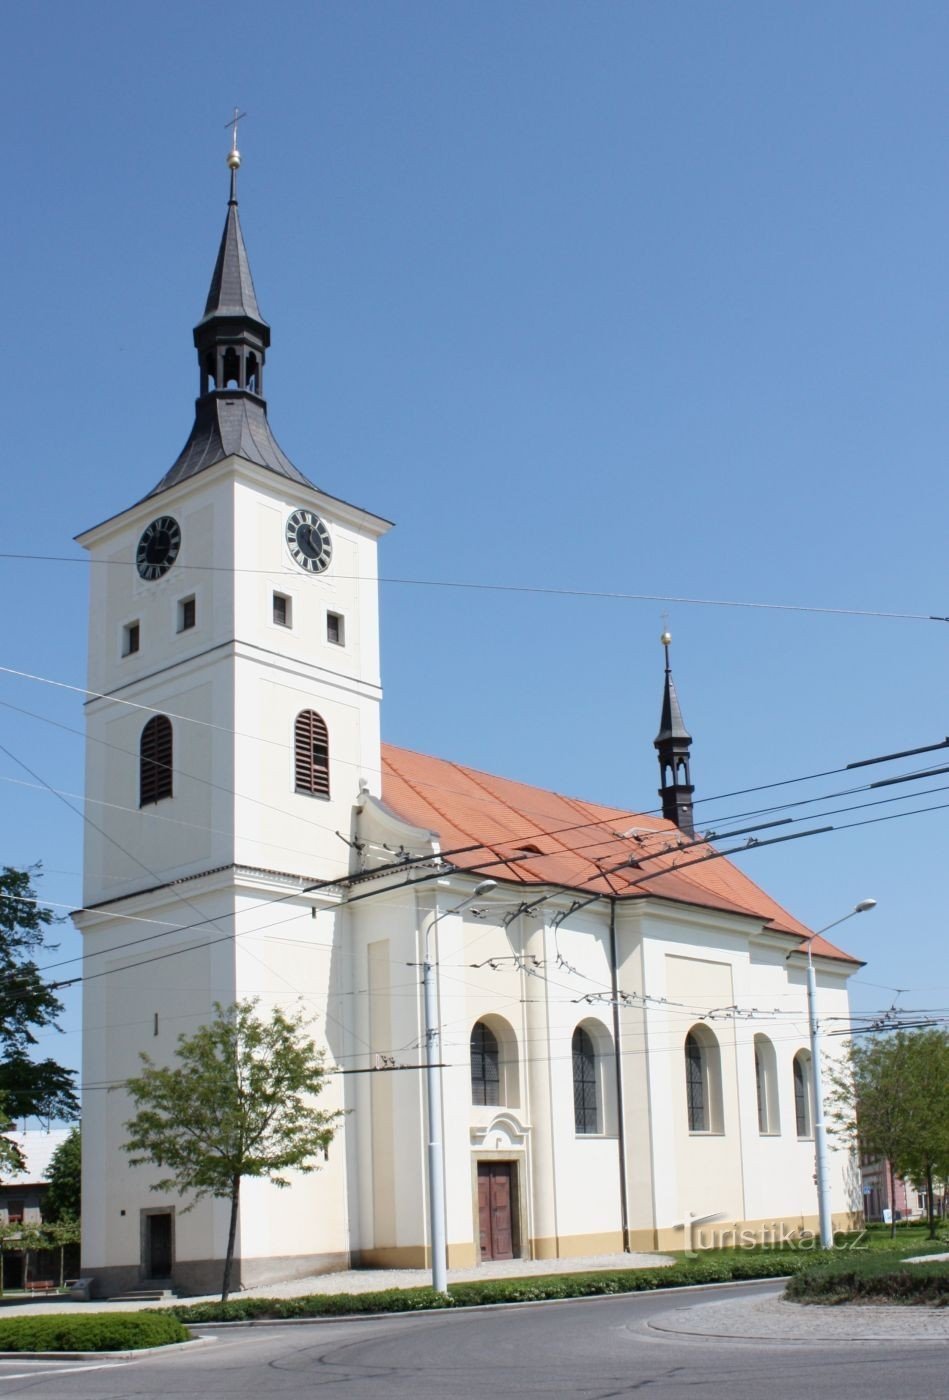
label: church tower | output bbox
[74,136,390,1294]
[653,631,695,836]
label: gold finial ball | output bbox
[227,147,241,170]
[661,631,672,646]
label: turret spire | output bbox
[653,631,695,836]
[145,131,314,500]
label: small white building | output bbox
[74,155,861,1295]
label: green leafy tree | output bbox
[828,1029,949,1240]
[122,1000,342,1302]
[43,1217,81,1288]
[0,868,78,1124]
[43,1126,81,1224]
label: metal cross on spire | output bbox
[225,108,247,201]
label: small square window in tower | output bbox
[177,596,196,632]
[122,622,140,657]
[326,611,344,646]
[273,592,292,628]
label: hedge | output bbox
[786,1256,949,1307]
[168,1252,817,1324]
[0,1312,189,1352]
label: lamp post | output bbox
[423,878,497,1293]
[802,898,876,1249]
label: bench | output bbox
[25,1281,58,1294]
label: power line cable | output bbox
[0,552,946,624]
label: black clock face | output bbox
[136,517,181,581]
[286,509,332,573]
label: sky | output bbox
[1,1,948,1090]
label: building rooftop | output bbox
[380,743,857,964]
[0,1129,70,1188]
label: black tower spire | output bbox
[146,130,314,499]
[653,631,695,837]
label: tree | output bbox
[43,1217,81,1288]
[122,1000,342,1302]
[0,868,78,1124]
[43,1126,81,1224]
[828,1029,949,1240]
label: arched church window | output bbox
[685,1025,723,1133]
[572,1026,598,1134]
[793,1050,813,1138]
[140,715,173,807]
[294,711,330,798]
[204,351,217,391]
[754,1034,780,1135]
[246,352,259,393]
[470,1021,500,1106]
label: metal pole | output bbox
[806,945,834,1249]
[422,917,448,1294]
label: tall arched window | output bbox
[754,1034,780,1135]
[793,1050,813,1137]
[294,710,330,797]
[572,1026,598,1134]
[140,715,173,806]
[685,1032,706,1132]
[470,1021,500,1105]
[684,1025,723,1133]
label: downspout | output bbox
[609,898,631,1253]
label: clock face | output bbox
[136,516,181,581]
[286,509,332,573]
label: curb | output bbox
[0,1337,212,1362]
[181,1276,791,1329]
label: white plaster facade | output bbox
[73,195,861,1298]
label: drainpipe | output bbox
[609,899,631,1253]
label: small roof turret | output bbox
[653,632,695,836]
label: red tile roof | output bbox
[380,744,858,965]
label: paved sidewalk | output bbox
[0,1250,674,1316]
[648,1290,949,1343]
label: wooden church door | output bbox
[478,1162,516,1260]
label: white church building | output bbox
[74,148,861,1295]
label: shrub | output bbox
[168,1252,816,1324]
[0,1312,189,1352]
[786,1256,949,1307]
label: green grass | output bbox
[0,1313,189,1352]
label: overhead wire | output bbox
[0,551,946,624]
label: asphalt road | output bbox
[0,1284,945,1400]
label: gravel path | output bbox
[0,1251,674,1315]
[648,1291,949,1343]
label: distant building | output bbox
[861,1156,945,1222]
[0,1129,72,1289]
[0,1129,70,1226]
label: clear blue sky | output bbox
[2,1,948,1082]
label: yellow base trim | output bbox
[357,1213,863,1272]
[654,1211,862,1253]
[529,1231,625,1260]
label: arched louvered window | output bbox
[294,710,330,798]
[470,1021,500,1106]
[140,715,173,807]
[572,1026,598,1134]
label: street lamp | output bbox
[799,898,876,1248]
[423,878,497,1293]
